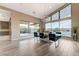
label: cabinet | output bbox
[0,21,10,36]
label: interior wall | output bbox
[71,3,79,28]
[71,3,79,41]
[11,12,41,40]
[0,6,41,40]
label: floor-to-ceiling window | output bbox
[45,4,71,37]
[60,20,71,37]
[51,12,60,32]
[60,5,71,37]
[45,17,52,32]
[52,22,60,32]
[52,12,59,21]
[45,22,52,32]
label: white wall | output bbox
[11,19,20,40]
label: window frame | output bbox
[45,4,72,37]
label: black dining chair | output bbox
[39,32,47,39]
[34,32,39,41]
[49,33,60,48]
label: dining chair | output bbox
[49,33,60,48]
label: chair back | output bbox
[39,32,44,38]
[34,32,38,37]
[49,33,56,41]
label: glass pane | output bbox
[29,22,35,33]
[60,5,71,19]
[45,23,52,32]
[29,24,39,33]
[52,12,59,21]
[20,21,29,34]
[34,24,40,32]
[52,22,60,32]
[60,20,71,37]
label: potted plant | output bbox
[72,26,78,33]
[72,26,78,41]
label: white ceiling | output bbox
[0,3,65,19]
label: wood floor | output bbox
[0,38,79,56]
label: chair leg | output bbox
[33,37,36,42]
[55,42,56,48]
[58,39,59,47]
[37,37,40,42]
[39,37,41,43]
[38,37,39,41]
[55,40,59,48]
[34,37,35,41]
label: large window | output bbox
[45,4,71,37]
[52,22,60,32]
[60,5,71,37]
[20,21,29,34]
[29,22,35,33]
[52,12,59,21]
[51,12,60,32]
[60,20,71,37]
[60,5,71,19]
[45,22,52,32]
[20,21,40,34]
[34,24,40,32]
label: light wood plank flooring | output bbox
[0,38,79,56]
